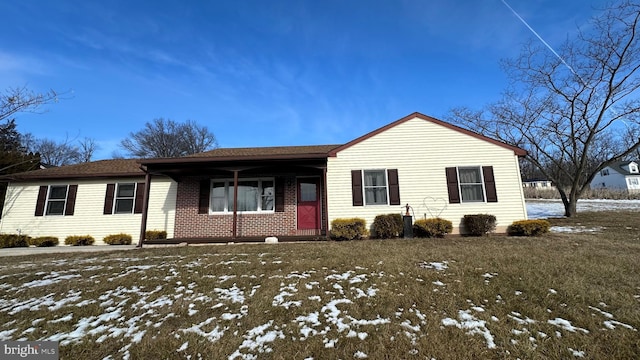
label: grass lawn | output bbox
[1,211,639,359]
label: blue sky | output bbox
[0,0,609,159]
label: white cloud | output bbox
[0,52,49,86]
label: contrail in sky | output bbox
[501,0,587,85]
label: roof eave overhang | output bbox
[4,172,145,182]
[139,153,330,166]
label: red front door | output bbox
[297,178,320,230]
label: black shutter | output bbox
[65,185,78,216]
[445,167,460,204]
[351,170,363,206]
[483,166,498,202]
[387,169,400,205]
[35,186,47,216]
[134,182,145,214]
[104,184,115,214]
[275,177,285,212]
[198,179,210,214]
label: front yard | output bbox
[1,211,639,359]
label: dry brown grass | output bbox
[0,211,639,359]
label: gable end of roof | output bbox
[328,112,527,157]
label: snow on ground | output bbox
[526,199,640,219]
[1,253,638,359]
[527,199,639,233]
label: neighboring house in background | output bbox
[522,179,555,190]
[590,161,640,193]
[0,113,528,245]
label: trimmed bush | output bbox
[29,236,59,247]
[462,214,497,236]
[413,218,453,238]
[64,235,95,246]
[145,230,167,240]
[103,233,133,245]
[507,220,551,236]
[330,218,368,241]
[0,234,30,248]
[371,213,403,239]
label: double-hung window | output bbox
[350,169,400,207]
[114,183,136,214]
[210,178,274,213]
[46,185,68,215]
[458,167,485,202]
[35,184,77,216]
[103,182,144,215]
[363,170,388,205]
[445,166,498,204]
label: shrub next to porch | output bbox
[330,218,368,240]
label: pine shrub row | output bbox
[413,218,453,238]
[103,233,133,245]
[507,220,551,236]
[0,234,30,248]
[462,214,497,236]
[145,230,167,240]
[330,218,368,241]
[371,213,403,239]
[64,235,95,246]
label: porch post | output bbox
[323,167,329,239]
[232,170,239,239]
[138,171,152,248]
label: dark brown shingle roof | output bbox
[7,159,144,181]
[186,145,342,158]
[139,144,342,166]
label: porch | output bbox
[137,147,336,246]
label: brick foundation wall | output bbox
[174,177,299,238]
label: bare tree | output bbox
[33,139,81,166]
[1,86,60,124]
[450,1,640,217]
[120,118,218,158]
[78,137,99,163]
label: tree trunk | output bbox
[558,188,578,217]
[564,197,578,217]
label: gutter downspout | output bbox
[138,170,152,248]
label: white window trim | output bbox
[45,185,68,216]
[209,178,275,214]
[362,169,390,206]
[113,183,137,214]
[457,166,487,203]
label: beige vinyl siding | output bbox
[0,178,177,244]
[327,116,527,234]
